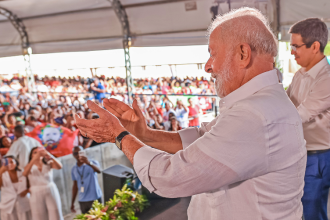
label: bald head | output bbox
[208,7,278,57]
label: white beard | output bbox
[213,56,232,98]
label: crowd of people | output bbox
[0,74,217,152]
[0,75,217,97]
[0,126,103,220]
[0,86,213,152]
[0,74,216,219]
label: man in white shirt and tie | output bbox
[75,7,306,220]
[286,18,330,220]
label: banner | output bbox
[26,123,79,157]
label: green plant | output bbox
[74,185,149,220]
[324,42,330,56]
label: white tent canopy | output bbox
[0,0,329,58]
[280,0,330,41]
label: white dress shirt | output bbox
[6,136,42,168]
[134,70,306,220]
[287,57,330,151]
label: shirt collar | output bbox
[219,69,279,112]
[302,56,328,79]
[76,163,86,167]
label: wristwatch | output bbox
[115,131,130,150]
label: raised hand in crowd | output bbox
[78,153,101,173]
[23,147,62,177]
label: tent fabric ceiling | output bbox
[0,0,328,57]
[280,0,330,41]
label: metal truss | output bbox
[108,0,134,104]
[0,7,36,95]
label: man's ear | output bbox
[237,43,251,69]
[311,41,321,54]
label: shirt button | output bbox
[296,122,300,126]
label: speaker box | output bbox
[102,164,134,202]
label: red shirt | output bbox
[161,85,169,94]
[188,105,200,127]
[156,107,163,117]
[50,80,60,87]
[183,87,192,94]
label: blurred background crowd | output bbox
[0,74,216,219]
[0,74,217,157]
[0,75,216,96]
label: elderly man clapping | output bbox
[75,8,306,220]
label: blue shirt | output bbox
[93,82,105,101]
[71,160,102,202]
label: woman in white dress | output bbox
[0,155,32,220]
[23,147,63,220]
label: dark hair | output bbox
[14,124,24,135]
[12,112,23,118]
[28,107,36,114]
[8,114,16,118]
[91,114,99,119]
[169,116,177,121]
[72,146,84,153]
[30,116,37,122]
[4,155,21,171]
[28,147,47,165]
[289,18,328,52]
[169,116,180,131]
[0,136,8,148]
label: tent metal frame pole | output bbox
[276,0,280,37]
[109,0,134,104]
[0,7,36,96]
[228,0,231,10]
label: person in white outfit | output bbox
[6,125,42,168]
[174,100,189,129]
[23,147,63,220]
[0,155,32,220]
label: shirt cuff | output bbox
[297,104,310,123]
[178,127,200,149]
[133,146,163,193]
